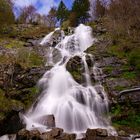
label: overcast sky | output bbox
[13,0,73,16]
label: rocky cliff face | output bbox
[0,23,140,139]
[0,24,49,136]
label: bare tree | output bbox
[18,5,36,24]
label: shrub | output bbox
[0,0,15,30]
[128,49,140,75]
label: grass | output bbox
[122,71,136,80]
[114,85,127,91]
[111,103,140,133]
[0,38,24,48]
[16,48,44,68]
[0,48,44,68]
[112,113,140,132]
[104,66,113,73]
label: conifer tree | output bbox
[72,0,90,25]
[56,0,69,24]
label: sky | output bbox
[13,0,74,16]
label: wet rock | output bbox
[95,128,108,137]
[50,128,63,138]
[118,130,128,137]
[59,133,76,140]
[41,128,63,140]
[39,115,55,128]
[17,129,42,140]
[66,56,84,84]
[86,55,94,68]
[17,129,30,140]
[86,129,96,140]
[42,29,63,48]
[86,128,108,140]
[29,130,42,140]
[96,57,122,68]
[0,109,24,136]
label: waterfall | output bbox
[23,24,115,137]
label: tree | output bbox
[18,5,36,24]
[56,0,69,24]
[94,0,106,19]
[0,0,15,27]
[46,7,57,28]
[69,12,77,27]
[72,0,90,25]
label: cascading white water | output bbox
[23,24,115,136]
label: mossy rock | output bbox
[0,38,24,48]
[66,56,84,84]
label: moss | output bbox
[87,22,97,30]
[70,71,82,83]
[22,87,39,108]
[15,48,44,68]
[111,104,121,116]
[0,88,24,113]
[0,48,44,68]
[112,113,140,132]
[107,45,125,58]
[128,48,140,75]
[111,103,140,133]
[114,85,127,91]
[20,25,51,38]
[122,71,136,80]
[104,66,113,73]
[86,44,96,54]
[0,38,24,48]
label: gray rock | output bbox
[38,115,55,128]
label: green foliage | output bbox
[21,87,39,108]
[113,113,140,131]
[20,25,51,38]
[128,48,140,75]
[0,0,15,29]
[16,48,44,68]
[104,66,113,73]
[72,0,90,24]
[0,89,24,118]
[62,20,70,30]
[107,45,125,58]
[114,85,127,91]
[111,105,121,115]
[56,1,69,24]
[0,48,44,68]
[0,38,24,48]
[122,71,136,80]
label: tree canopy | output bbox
[56,0,69,24]
[72,0,90,25]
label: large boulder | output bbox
[0,109,24,136]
